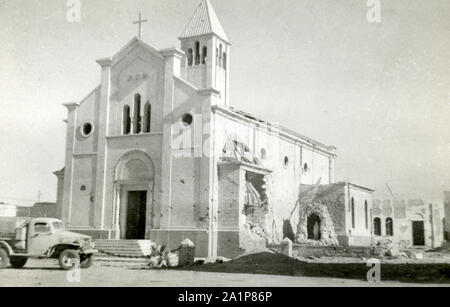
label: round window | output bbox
[181,113,193,127]
[81,122,94,137]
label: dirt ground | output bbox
[0,258,448,287]
[175,252,450,283]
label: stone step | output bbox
[95,243,142,248]
[103,252,145,256]
[95,241,143,245]
[93,239,153,257]
[95,239,142,243]
[96,247,142,251]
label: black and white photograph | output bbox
[0,0,449,292]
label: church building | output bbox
[55,0,374,258]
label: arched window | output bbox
[364,200,369,229]
[195,41,200,65]
[143,102,151,133]
[373,218,381,236]
[123,105,131,135]
[202,46,207,64]
[284,156,289,167]
[187,49,193,66]
[386,218,394,236]
[133,94,141,134]
[222,52,227,70]
[351,197,355,229]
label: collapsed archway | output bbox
[307,214,322,240]
[297,203,339,246]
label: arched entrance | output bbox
[307,214,321,240]
[113,151,154,240]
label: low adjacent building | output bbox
[29,202,60,219]
[372,199,444,249]
[295,182,374,248]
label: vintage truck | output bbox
[0,217,97,270]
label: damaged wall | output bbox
[372,199,445,249]
[213,111,336,247]
[216,164,267,258]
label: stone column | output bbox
[94,57,113,231]
[62,102,79,226]
[112,184,121,240]
[159,49,183,229]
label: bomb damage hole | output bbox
[243,172,268,217]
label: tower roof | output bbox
[179,0,229,43]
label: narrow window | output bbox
[123,105,131,135]
[143,102,151,133]
[219,44,223,68]
[351,197,355,229]
[364,200,369,229]
[386,218,394,236]
[260,148,267,160]
[195,41,200,65]
[216,48,219,65]
[202,46,207,64]
[133,94,141,134]
[187,49,193,66]
[222,52,227,70]
[373,218,381,236]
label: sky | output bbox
[0,0,449,204]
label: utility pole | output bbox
[386,183,397,200]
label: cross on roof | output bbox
[133,13,148,39]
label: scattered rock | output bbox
[414,253,424,260]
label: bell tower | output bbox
[179,0,230,106]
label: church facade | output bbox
[56,0,374,258]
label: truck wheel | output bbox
[80,254,94,269]
[58,249,80,271]
[10,257,27,269]
[0,248,9,269]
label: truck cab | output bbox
[0,218,97,270]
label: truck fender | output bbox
[0,241,13,256]
[48,243,81,258]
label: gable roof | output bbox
[179,0,229,43]
[110,37,164,67]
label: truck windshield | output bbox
[52,222,64,230]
